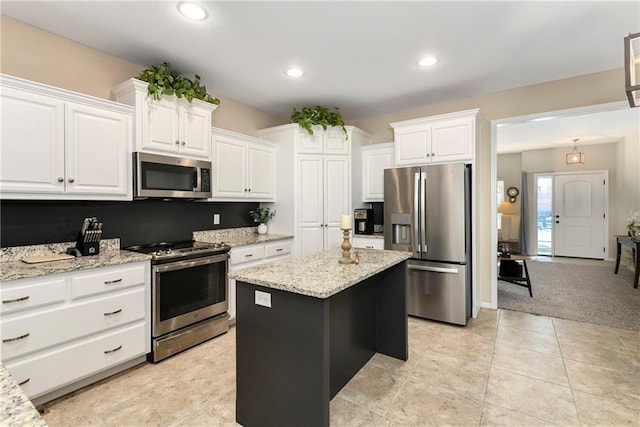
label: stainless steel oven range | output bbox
[125,240,231,362]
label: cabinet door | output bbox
[246,143,275,200]
[0,88,65,194]
[65,102,130,197]
[362,145,393,202]
[431,118,473,163]
[297,127,323,154]
[324,157,350,246]
[212,136,246,198]
[179,104,211,159]
[298,156,324,255]
[145,98,180,153]
[394,127,431,166]
[324,128,349,155]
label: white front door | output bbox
[553,172,607,259]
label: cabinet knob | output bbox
[68,178,75,183]
[175,140,180,145]
[57,177,64,183]
[248,188,251,192]
[181,141,186,146]
[431,152,435,157]
[426,153,431,157]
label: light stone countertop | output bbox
[0,239,151,282]
[0,362,47,427]
[194,227,293,247]
[229,248,411,299]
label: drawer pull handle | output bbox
[2,295,30,304]
[17,378,30,386]
[104,308,122,316]
[245,254,253,258]
[104,278,123,285]
[3,332,30,343]
[365,246,374,248]
[276,248,283,252]
[104,345,122,354]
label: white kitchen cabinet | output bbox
[258,124,370,257]
[112,78,217,160]
[297,125,350,155]
[0,74,132,200]
[298,155,350,255]
[0,261,150,403]
[362,143,393,202]
[391,109,478,166]
[211,127,276,201]
[352,235,384,249]
[228,239,293,322]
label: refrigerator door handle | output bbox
[421,172,427,254]
[408,265,459,274]
[414,172,421,256]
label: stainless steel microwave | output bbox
[133,152,212,199]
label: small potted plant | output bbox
[290,105,348,139]
[137,62,220,105]
[249,207,276,235]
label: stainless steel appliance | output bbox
[133,152,212,199]
[354,208,374,234]
[125,240,230,362]
[384,163,471,325]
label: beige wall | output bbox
[0,16,284,136]
[351,70,626,143]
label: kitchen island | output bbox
[229,248,411,427]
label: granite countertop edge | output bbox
[0,251,151,282]
[1,362,47,427]
[229,249,411,299]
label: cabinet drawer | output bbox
[1,278,65,314]
[265,240,293,258]
[71,264,146,299]
[6,322,146,399]
[230,245,265,267]
[2,287,145,360]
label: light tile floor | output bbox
[41,309,639,426]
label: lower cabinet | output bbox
[352,235,385,250]
[0,261,150,402]
[228,240,293,322]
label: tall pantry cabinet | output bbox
[258,125,372,256]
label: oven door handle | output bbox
[154,253,229,273]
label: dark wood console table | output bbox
[614,235,639,289]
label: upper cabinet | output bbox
[0,74,133,200]
[361,143,393,202]
[297,125,350,155]
[211,127,276,201]
[112,79,217,160]
[391,109,478,166]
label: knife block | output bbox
[75,231,101,256]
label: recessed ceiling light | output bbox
[418,56,438,67]
[178,2,207,20]
[286,68,304,78]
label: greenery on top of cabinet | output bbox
[290,106,348,139]
[137,62,220,105]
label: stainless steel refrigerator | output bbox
[384,163,471,325]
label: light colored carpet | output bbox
[498,260,640,331]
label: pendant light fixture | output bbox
[566,138,585,165]
[624,32,640,108]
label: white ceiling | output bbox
[2,1,639,121]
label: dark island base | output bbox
[236,261,408,427]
